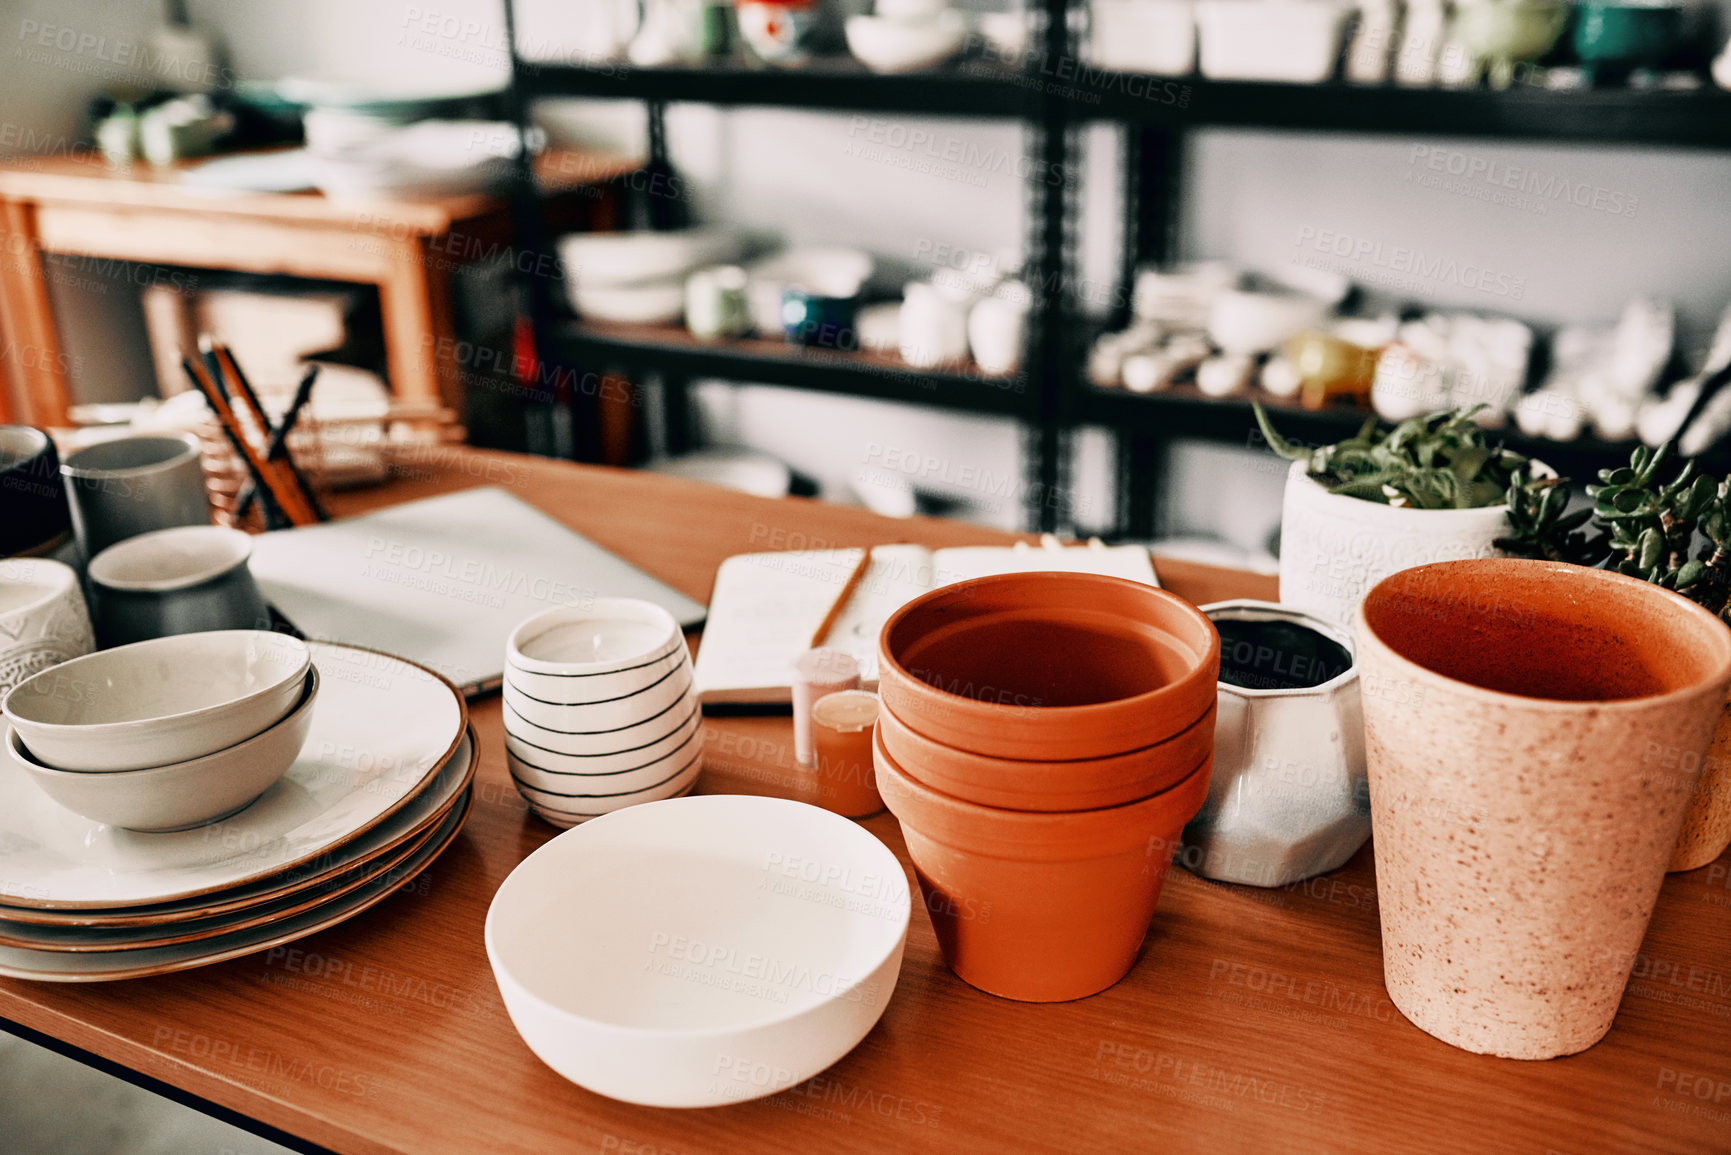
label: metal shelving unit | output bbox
[501,0,1731,537]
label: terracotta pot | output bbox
[875,725,1211,1002]
[878,572,1219,761]
[878,697,1215,812]
[1357,559,1731,1059]
[1668,692,1731,872]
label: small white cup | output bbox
[899,281,969,369]
[967,281,1031,377]
[0,558,94,699]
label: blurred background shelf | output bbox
[518,60,1042,118]
[1078,79,1731,148]
[555,319,1036,417]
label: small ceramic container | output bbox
[60,433,210,562]
[2,629,310,772]
[486,794,910,1106]
[8,667,318,831]
[1573,2,1684,80]
[1182,601,1368,887]
[1450,0,1566,88]
[877,727,1210,1002]
[736,0,826,65]
[1207,288,1332,356]
[844,11,970,74]
[967,284,1031,377]
[781,285,860,350]
[0,427,72,556]
[0,559,94,700]
[878,697,1215,812]
[878,572,1220,761]
[899,281,969,369]
[1277,460,1510,634]
[1089,0,1197,75]
[809,689,884,818]
[87,525,271,648]
[503,599,702,826]
[1358,559,1731,1059]
[685,265,753,341]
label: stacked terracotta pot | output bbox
[874,572,1219,1002]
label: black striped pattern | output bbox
[504,704,702,775]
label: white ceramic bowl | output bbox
[846,12,970,74]
[503,662,693,737]
[557,228,744,289]
[569,278,686,325]
[8,666,319,831]
[507,641,685,709]
[505,697,702,774]
[507,742,703,824]
[1207,288,1333,356]
[2,630,311,772]
[509,599,684,675]
[1196,0,1349,83]
[486,794,910,1104]
[744,248,874,334]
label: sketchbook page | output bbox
[810,544,940,685]
[930,541,1160,588]
[692,546,933,702]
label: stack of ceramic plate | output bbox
[0,642,475,981]
[503,600,703,828]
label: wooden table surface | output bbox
[3,448,1729,1155]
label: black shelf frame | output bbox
[502,1,1731,538]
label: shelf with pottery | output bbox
[519,56,1044,118]
[1074,76,1731,146]
[556,318,1035,416]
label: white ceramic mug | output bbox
[685,265,752,341]
[899,281,969,369]
[0,558,95,700]
[967,282,1031,377]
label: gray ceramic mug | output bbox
[86,526,271,648]
[60,433,210,562]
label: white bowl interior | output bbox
[489,795,908,1029]
[508,599,680,676]
[4,631,307,728]
[89,526,252,591]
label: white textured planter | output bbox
[1276,460,1510,632]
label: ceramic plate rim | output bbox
[0,787,474,982]
[0,727,476,926]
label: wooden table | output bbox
[3,448,1728,1155]
[0,150,639,427]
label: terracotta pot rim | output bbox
[876,726,1210,853]
[1357,558,1731,712]
[880,703,1212,812]
[878,571,1220,725]
[1201,598,1358,697]
[1286,461,1512,521]
[882,695,1217,769]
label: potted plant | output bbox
[1501,441,1731,871]
[1254,403,1542,630]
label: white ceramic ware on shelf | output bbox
[1207,288,1333,356]
[900,281,970,368]
[8,667,319,832]
[745,249,874,336]
[0,559,94,700]
[1089,0,1197,75]
[503,600,703,827]
[2,630,310,772]
[0,641,467,910]
[559,228,744,325]
[486,794,911,1107]
[967,282,1032,377]
[1195,0,1350,82]
[846,10,971,74]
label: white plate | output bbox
[0,642,466,909]
[0,728,475,927]
[0,787,472,982]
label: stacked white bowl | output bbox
[503,599,703,828]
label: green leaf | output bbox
[1677,559,1708,589]
[1638,527,1664,570]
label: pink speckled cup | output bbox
[1357,559,1731,1060]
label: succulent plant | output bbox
[1253,403,1532,510]
[1503,441,1731,623]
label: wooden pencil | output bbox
[809,546,873,649]
[183,354,318,527]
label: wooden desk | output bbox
[0,150,639,427]
[2,449,1727,1155]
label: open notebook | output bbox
[693,539,1159,704]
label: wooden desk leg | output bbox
[0,200,71,427]
[377,235,463,413]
